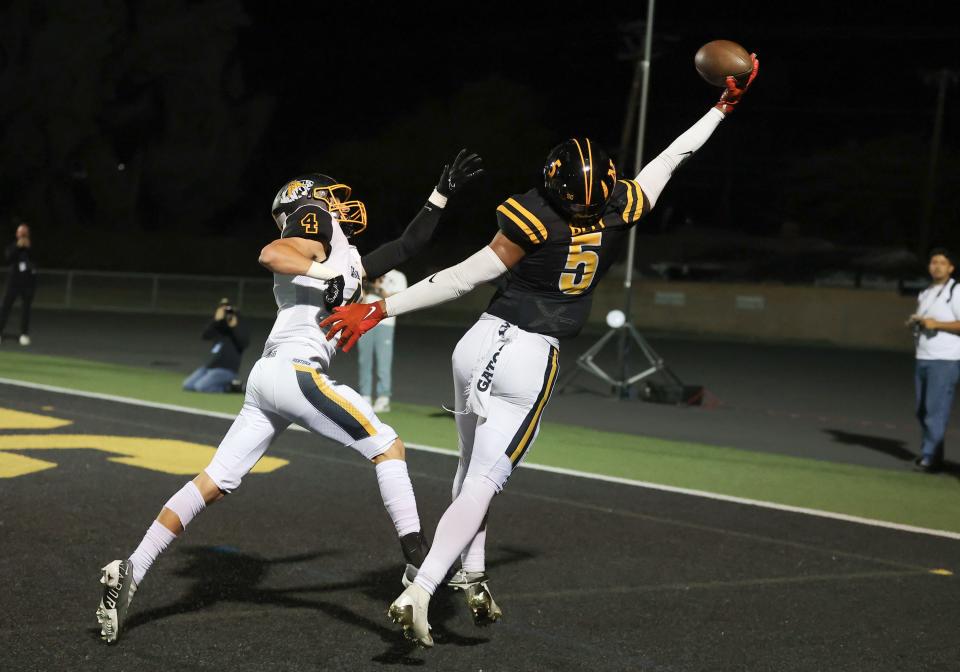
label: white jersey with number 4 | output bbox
[263,221,363,368]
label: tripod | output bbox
[559,319,685,397]
[558,0,687,401]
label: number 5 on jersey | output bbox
[559,232,602,295]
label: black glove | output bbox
[323,275,346,311]
[436,149,484,197]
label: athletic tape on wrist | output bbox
[306,260,339,280]
[428,189,448,208]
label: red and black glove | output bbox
[318,301,386,353]
[715,53,759,115]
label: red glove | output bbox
[318,301,386,353]
[715,53,759,115]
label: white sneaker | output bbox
[448,569,502,625]
[373,396,391,413]
[387,584,433,647]
[19,334,30,346]
[95,559,138,644]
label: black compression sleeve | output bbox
[361,201,443,279]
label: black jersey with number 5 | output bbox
[485,179,649,339]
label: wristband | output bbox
[306,260,339,281]
[427,189,448,208]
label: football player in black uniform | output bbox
[321,56,759,647]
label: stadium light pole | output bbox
[616,0,655,396]
[621,0,655,326]
[558,0,686,400]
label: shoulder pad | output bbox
[608,179,647,224]
[281,204,334,242]
[496,190,550,251]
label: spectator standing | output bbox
[358,269,407,412]
[908,248,960,472]
[183,298,250,393]
[0,223,38,346]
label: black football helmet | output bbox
[271,173,368,236]
[543,138,617,220]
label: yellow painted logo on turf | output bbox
[0,407,289,479]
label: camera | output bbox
[219,297,236,318]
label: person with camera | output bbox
[183,298,250,393]
[908,248,960,473]
[0,222,38,346]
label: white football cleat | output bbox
[387,583,433,648]
[95,559,137,644]
[448,569,502,625]
[401,563,418,588]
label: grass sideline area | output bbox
[2,350,959,534]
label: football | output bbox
[694,40,753,87]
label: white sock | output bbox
[460,520,488,573]
[452,460,489,571]
[129,520,176,585]
[163,481,207,529]
[414,476,497,595]
[375,459,421,537]
[128,481,206,585]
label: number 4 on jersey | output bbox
[301,212,320,234]
[559,232,602,295]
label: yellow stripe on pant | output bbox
[508,347,559,465]
[293,364,377,437]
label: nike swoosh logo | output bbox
[428,274,438,283]
[363,306,377,320]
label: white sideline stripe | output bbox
[2,376,959,542]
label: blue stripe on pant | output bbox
[915,359,960,460]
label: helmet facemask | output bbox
[312,184,368,236]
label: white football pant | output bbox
[204,345,398,492]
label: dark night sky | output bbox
[1,0,958,276]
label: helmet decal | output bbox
[279,179,314,204]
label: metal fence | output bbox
[8,268,278,318]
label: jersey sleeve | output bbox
[608,179,649,225]
[280,204,334,243]
[495,193,549,252]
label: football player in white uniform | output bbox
[321,61,758,647]
[95,150,484,644]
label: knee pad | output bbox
[465,454,512,494]
[462,469,506,501]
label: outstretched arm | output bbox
[319,233,525,352]
[636,54,759,209]
[360,149,484,279]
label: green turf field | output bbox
[2,350,959,533]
